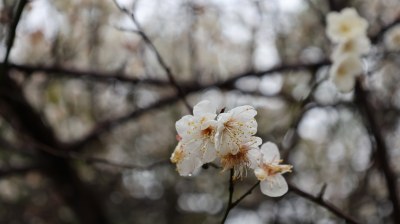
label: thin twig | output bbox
[3,0,28,64]
[230,181,260,208]
[220,169,235,224]
[289,183,360,224]
[112,0,192,112]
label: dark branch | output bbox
[289,183,360,224]
[3,0,28,64]
[8,63,174,86]
[220,169,235,224]
[354,78,400,223]
[69,60,330,151]
[113,0,192,112]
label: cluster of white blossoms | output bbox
[171,100,292,197]
[326,8,370,93]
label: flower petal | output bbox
[260,174,288,197]
[177,156,203,176]
[229,105,257,122]
[176,115,196,139]
[260,142,280,163]
[193,100,216,116]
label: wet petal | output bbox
[260,174,288,197]
[177,156,203,176]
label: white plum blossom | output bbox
[220,136,262,179]
[331,36,371,61]
[254,142,292,197]
[215,105,257,156]
[330,54,363,93]
[172,100,293,198]
[174,100,218,176]
[170,141,203,176]
[384,25,400,51]
[326,7,369,93]
[326,8,368,43]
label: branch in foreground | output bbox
[3,0,28,64]
[354,78,400,224]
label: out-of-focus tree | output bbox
[0,0,399,223]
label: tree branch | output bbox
[354,78,400,223]
[220,169,235,224]
[289,183,360,224]
[113,0,192,112]
[3,0,28,65]
[69,60,330,151]
[8,63,174,86]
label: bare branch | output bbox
[220,169,235,224]
[289,183,360,224]
[354,77,400,223]
[113,0,192,112]
[8,63,174,86]
[69,60,330,151]
[3,0,28,64]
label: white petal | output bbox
[201,118,217,130]
[229,105,257,122]
[202,140,217,163]
[193,100,216,116]
[260,174,288,197]
[333,71,356,93]
[260,142,280,163]
[250,136,263,147]
[247,148,261,169]
[216,112,232,124]
[216,131,240,155]
[177,156,203,176]
[176,115,195,138]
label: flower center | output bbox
[261,162,293,177]
[221,146,250,179]
[201,126,214,138]
[339,24,350,34]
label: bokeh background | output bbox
[0,0,400,223]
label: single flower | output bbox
[254,142,292,197]
[220,136,262,179]
[331,36,371,61]
[330,54,363,93]
[384,25,400,51]
[215,105,257,156]
[174,100,218,175]
[326,8,368,43]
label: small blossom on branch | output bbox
[326,8,370,93]
[384,25,400,51]
[326,8,368,43]
[254,142,292,197]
